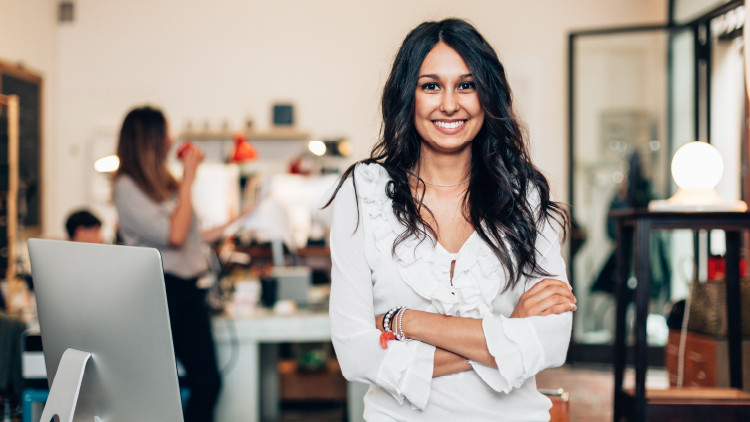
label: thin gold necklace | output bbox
[408,170,470,188]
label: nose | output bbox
[440,90,459,114]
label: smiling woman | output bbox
[325,18,575,422]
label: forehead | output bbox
[419,42,471,75]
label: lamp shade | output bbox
[671,141,723,190]
[230,133,258,162]
[94,154,120,173]
[649,141,747,212]
[308,141,326,157]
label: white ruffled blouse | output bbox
[329,163,572,422]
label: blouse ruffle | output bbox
[356,163,505,319]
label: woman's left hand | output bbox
[510,278,576,318]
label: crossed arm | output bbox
[376,278,577,377]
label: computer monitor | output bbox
[27,238,183,421]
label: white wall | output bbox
[0,0,59,237]
[1,0,667,239]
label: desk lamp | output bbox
[230,132,258,163]
[649,141,747,211]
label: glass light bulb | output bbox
[670,141,723,189]
[308,141,326,157]
[94,155,120,173]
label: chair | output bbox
[0,312,26,422]
[540,388,570,422]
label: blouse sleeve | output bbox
[114,176,171,247]
[329,178,436,409]
[472,213,572,393]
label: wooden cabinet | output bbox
[278,358,347,402]
[665,330,750,388]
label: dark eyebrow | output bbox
[417,73,474,79]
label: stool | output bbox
[21,387,190,422]
[540,388,570,422]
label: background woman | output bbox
[113,105,245,421]
[328,19,576,421]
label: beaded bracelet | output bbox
[395,307,408,341]
[380,306,404,349]
[383,306,403,333]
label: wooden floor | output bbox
[2,364,663,421]
[270,364,670,422]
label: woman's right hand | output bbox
[510,278,577,318]
[178,143,204,185]
[169,143,204,247]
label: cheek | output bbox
[414,95,428,119]
[467,96,484,118]
[475,111,486,127]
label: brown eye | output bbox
[458,81,476,90]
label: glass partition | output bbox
[673,0,732,23]
[568,0,747,360]
[570,29,672,347]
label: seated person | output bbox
[65,209,104,243]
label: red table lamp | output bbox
[230,132,258,163]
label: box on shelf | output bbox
[687,278,750,338]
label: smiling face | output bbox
[414,42,485,155]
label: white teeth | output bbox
[434,120,465,129]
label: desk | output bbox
[236,244,332,273]
[611,210,750,422]
[212,309,365,422]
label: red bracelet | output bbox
[379,331,397,349]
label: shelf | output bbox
[621,388,750,421]
[179,128,310,142]
[247,128,310,142]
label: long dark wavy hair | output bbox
[326,18,569,291]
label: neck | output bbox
[408,170,470,188]
[415,149,472,188]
